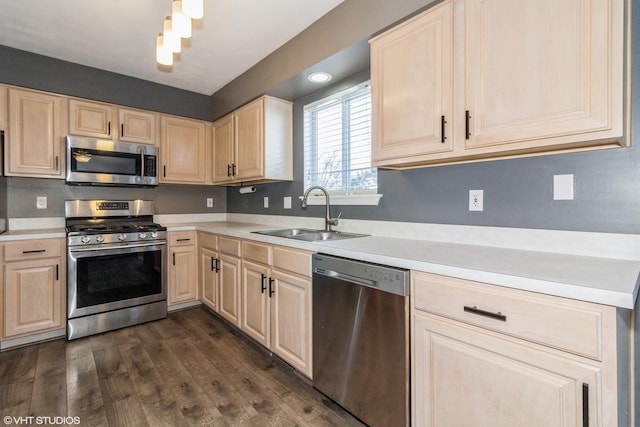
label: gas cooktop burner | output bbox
[65,200,167,246]
[66,221,165,234]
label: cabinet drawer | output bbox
[169,231,196,247]
[198,232,217,250]
[242,241,271,265]
[412,271,610,361]
[4,238,63,262]
[219,237,241,257]
[272,246,311,277]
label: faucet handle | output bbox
[328,212,342,226]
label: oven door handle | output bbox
[140,149,145,179]
[69,241,167,252]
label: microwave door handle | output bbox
[140,149,145,179]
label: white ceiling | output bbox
[0,0,344,95]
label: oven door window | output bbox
[71,148,140,176]
[75,249,162,308]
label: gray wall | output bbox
[211,0,437,118]
[7,178,226,217]
[0,45,212,121]
[0,45,223,218]
[227,0,640,234]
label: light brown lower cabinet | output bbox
[167,231,197,306]
[3,239,66,338]
[412,271,631,427]
[240,241,313,378]
[217,237,242,326]
[198,233,219,311]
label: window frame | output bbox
[302,80,382,206]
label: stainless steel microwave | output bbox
[66,136,159,186]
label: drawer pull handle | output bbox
[22,249,46,254]
[176,238,191,242]
[463,305,506,322]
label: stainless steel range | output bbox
[66,200,167,340]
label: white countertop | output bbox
[166,220,640,309]
[0,228,66,241]
[3,216,638,309]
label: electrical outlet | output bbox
[36,196,47,209]
[206,198,213,208]
[284,196,292,209]
[263,197,269,208]
[469,190,483,211]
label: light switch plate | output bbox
[263,197,269,208]
[284,196,292,209]
[206,198,213,208]
[553,174,574,200]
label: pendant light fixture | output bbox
[172,0,192,38]
[163,17,181,53]
[156,0,203,66]
[156,33,173,66]
[182,0,204,19]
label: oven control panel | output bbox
[97,201,129,210]
[68,230,167,247]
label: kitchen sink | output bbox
[252,228,368,242]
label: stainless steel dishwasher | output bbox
[312,253,409,427]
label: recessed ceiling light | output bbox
[308,72,332,83]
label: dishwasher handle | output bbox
[314,268,378,289]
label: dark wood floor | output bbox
[0,307,366,426]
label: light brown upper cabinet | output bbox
[212,95,292,185]
[5,87,67,178]
[160,115,209,184]
[371,0,626,168]
[69,98,158,145]
[371,0,454,161]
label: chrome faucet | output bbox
[301,186,341,231]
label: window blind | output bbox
[303,82,376,193]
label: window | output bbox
[303,81,380,205]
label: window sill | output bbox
[298,193,382,206]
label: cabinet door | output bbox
[199,247,218,311]
[69,99,114,139]
[413,312,601,427]
[270,270,312,377]
[464,0,623,149]
[212,114,235,184]
[240,260,270,347]
[234,98,264,181]
[218,253,241,327]
[160,116,207,184]
[7,88,66,178]
[4,258,64,337]
[168,246,197,304]
[370,0,453,163]
[119,108,156,145]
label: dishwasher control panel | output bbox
[312,253,409,296]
